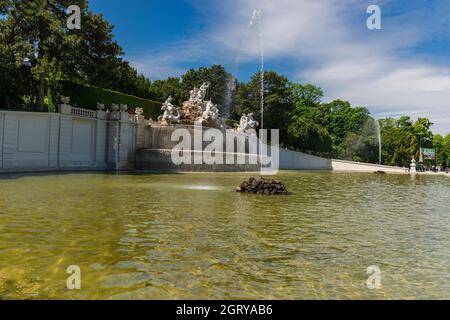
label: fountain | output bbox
[138,84,262,172]
[158,96,180,125]
[374,118,382,164]
[249,9,264,131]
[157,82,224,128]
[235,113,259,133]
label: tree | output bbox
[289,83,323,105]
[149,77,187,106]
[433,134,444,166]
[287,116,333,154]
[379,117,417,167]
[0,0,151,109]
[340,118,379,163]
[320,100,370,147]
[442,134,450,168]
[181,65,235,117]
[233,71,293,143]
[0,0,87,111]
[0,23,34,108]
[286,83,331,154]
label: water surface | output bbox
[0,171,449,299]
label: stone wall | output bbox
[279,148,332,170]
[2,109,406,174]
[332,159,409,173]
[0,105,147,173]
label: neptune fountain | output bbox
[158,82,223,128]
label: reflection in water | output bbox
[0,171,449,299]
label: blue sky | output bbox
[90,0,450,133]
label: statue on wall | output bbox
[158,84,223,128]
[201,99,220,126]
[196,82,210,101]
[135,107,144,116]
[189,87,200,102]
[236,113,259,133]
[158,96,180,124]
[60,96,71,105]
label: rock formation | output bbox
[235,177,289,195]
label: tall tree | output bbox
[0,0,87,111]
[181,65,234,116]
[233,71,293,143]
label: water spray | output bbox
[249,9,264,131]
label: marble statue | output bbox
[236,113,259,133]
[134,107,144,116]
[189,87,200,102]
[196,82,210,101]
[158,96,180,124]
[60,96,70,105]
[111,103,120,111]
[120,104,128,112]
[202,100,219,123]
[96,103,105,111]
[158,85,223,128]
[410,158,417,173]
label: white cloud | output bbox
[132,0,450,133]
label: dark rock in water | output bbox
[374,170,386,174]
[235,177,289,195]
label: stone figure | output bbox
[158,85,223,128]
[96,103,105,111]
[134,107,144,116]
[246,113,259,129]
[158,96,180,124]
[236,113,259,133]
[202,99,219,125]
[120,104,128,112]
[189,87,200,102]
[60,96,70,105]
[196,82,210,101]
[111,104,120,111]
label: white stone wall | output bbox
[279,148,332,170]
[0,107,145,173]
[332,159,409,173]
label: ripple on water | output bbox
[0,172,450,299]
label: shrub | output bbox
[59,80,162,119]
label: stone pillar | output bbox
[134,108,147,149]
[95,110,107,166]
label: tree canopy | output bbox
[1,1,448,167]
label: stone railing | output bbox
[70,106,97,119]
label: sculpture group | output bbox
[158,82,259,133]
[158,82,222,128]
[236,113,259,133]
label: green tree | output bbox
[321,100,370,147]
[149,77,187,106]
[180,65,235,116]
[340,118,379,163]
[442,134,450,167]
[0,0,87,111]
[287,116,333,154]
[432,134,445,166]
[379,117,417,167]
[233,71,293,143]
[286,83,331,154]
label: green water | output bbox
[0,171,449,299]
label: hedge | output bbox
[59,80,162,119]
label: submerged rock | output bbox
[235,177,289,195]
